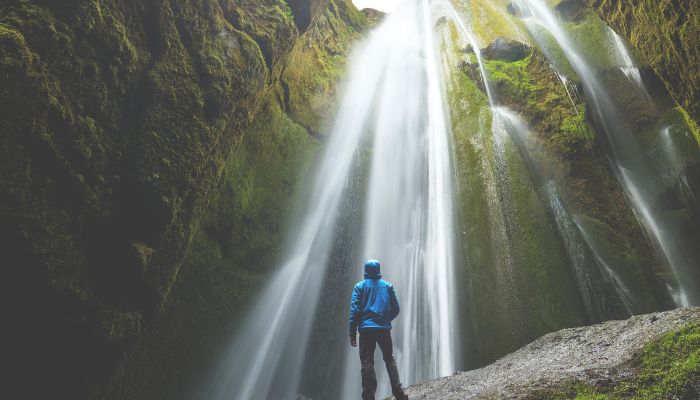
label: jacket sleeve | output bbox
[389,284,400,320]
[348,284,362,336]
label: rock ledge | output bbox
[402,307,700,399]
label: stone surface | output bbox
[402,307,700,399]
[482,38,530,62]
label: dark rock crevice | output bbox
[287,0,312,33]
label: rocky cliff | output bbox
[0,0,367,398]
[583,0,700,143]
[404,307,700,399]
[2,0,699,398]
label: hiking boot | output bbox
[393,389,408,400]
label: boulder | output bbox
[482,38,531,62]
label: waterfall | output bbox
[202,16,387,399]
[512,0,700,306]
[340,0,459,397]
[207,1,459,398]
[442,0,633,322]
[607,27,649,98]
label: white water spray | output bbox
[608,27,648,97]
[340,1,459,397]
[207,1,460,398]
[203,22,389,400]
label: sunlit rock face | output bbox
[583,0,700,128]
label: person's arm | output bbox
[389,284,400,320]
[348,284,362,346]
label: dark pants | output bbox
[359,329,407,400]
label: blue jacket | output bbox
[348,262,400,335]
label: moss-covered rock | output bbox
[281,0,369,134]
[443,23,589,367]
[583,0,700,141]
[106,95,319,400]
[481,39,671,312]
[538,323,700,399]
[0,0,366,398]
[443,0,677,361]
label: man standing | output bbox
[348,259,408,400]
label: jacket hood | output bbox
[364,259,381,279]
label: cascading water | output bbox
[202,22,387,399]
[340,0,459,397]
[207,1,459,399]
[607,27,648,98]
[512,0,700,306]
[443,0,630,323]
[444,0,646,321]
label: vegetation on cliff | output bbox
[442,0,683,367]
[583,0,700,142]
[0,0,367,398]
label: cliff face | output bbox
[404,307,700,399]
[0,0,367,398]
[442,0,687,368]
[583,0,700,142]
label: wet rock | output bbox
[402,308,700,399]
[435,15,448,29]
[461,44,474,54]
[482,38,530,62]
[506,1,529,18]
[583,0,700,124]
[554,0,588,22]
[361,8,386,27]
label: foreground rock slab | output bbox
[402,307,699,399]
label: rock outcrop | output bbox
[583,0,700,138]
[403,307,700,399]
[481,38,530,62]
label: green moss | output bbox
[0,0,364,397]
[584,0,700,125]
[552,110,595,153]
[107,96,319,400]
[444,22,586,366]
[630,324,700,397]
[486,55,540,99]
[456,0,526,47]
[563,7,619,69]
[478,41,668,313]
[282,0,368,133]
[678,107,700,148]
